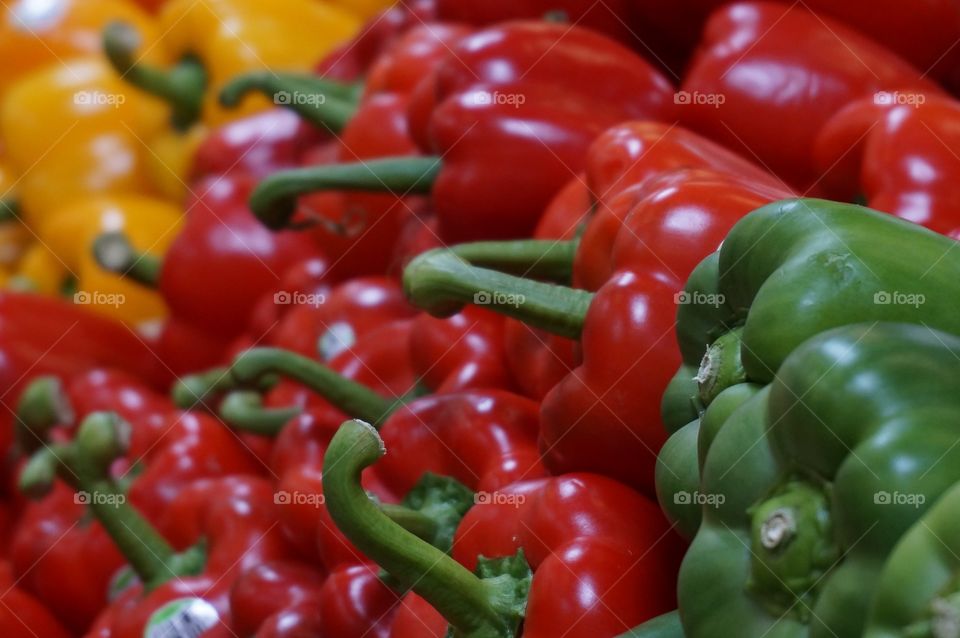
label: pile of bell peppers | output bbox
[2,1,960,637]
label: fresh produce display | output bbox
[1,1,959,637]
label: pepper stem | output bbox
[451,240,578,283]
[696,327,746,405]
[219,71,361,132]
[323,420,529,637]
[248,156,440,230]
[404,248,593,339]
[16,376,73,453]
[103,21,206,131]
[218,390,301,435]
[92,232,162,288]
[20,412,203,589]
[229,348,396,426]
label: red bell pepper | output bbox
[403,141,791,493]
[323,419,683,637]
[0,560,71,638]
[814,94,960,238]
[678,1,941,190]
[95,174,322,342]
[249,21,676,243]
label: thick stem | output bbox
[30,413,202,588]
[218,390,301,435]
[404,249,593,339]
[229,349,395,426]
[103,21,206,130]
[16,376,73,453]
[0,198,19,222]
[379,504,440,544]
[219,71,360,131]
[92,232,161,288]
[248,156,440,230]
[323,420,524,637]
[696,327,745,405]
[451,240,578,283]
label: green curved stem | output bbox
[404,248,593,339]
[230,348,396,426]
[380,504,441,544]
[323,420,527,637]
[171,367,234,408]
[249,156,440,230]
[103,21,206,130]
[16,376,73,453]
[219,71,361,131]
[451,240,578,283]
[92,232,161,288]
[218,390,301,435]
[21,413,203,589]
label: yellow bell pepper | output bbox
[36,195,182,324]
[0,0,159,98]
[12,241,65,294]
[104,0,361,128]
[0,57,171,223]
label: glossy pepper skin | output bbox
[323,420,683,638]
[0,560,71,638]
[679,1,940,190]
[676,323,960,637]
[865,479,960,637]
[402,149,786,494]
[814,95,960,238]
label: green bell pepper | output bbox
[679,322,960,637]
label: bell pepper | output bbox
[401,156,788,494]
[249,21,676,243]
[814,94,960,237]
[36,194,182,324]
[675,322,960,637]
[21,412,290,638]
[679,1,941,190]
[0,559,71,638]
[323,419,683,637]
[0,57,168,222]
[103,0,360,129]
[865,479,960,637]
[94,173,321,339]
[0,0,160,98]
